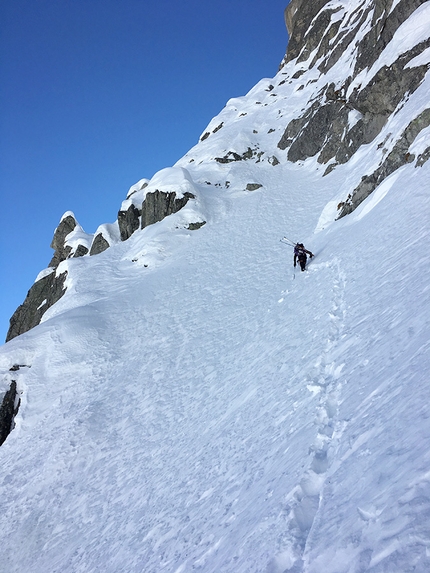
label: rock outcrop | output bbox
[49,212,90,265]
[5,213,81,341]
[6,171,202,339]
[279,0,430,216]
[215,147,264,164]
[6,270,67,342]
[73,244,89,258]
[0,380,20,446]
[338,107,430,217]
[118,204,141,241]
[246,183,263,191]
[89,233,111,255]
[49,213,76,267]
[141,191,195,229]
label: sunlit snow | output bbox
[1,3,430,573]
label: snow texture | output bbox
[1,3,430,573]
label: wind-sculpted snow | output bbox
[1,1,430,571]
[1,152,430,571]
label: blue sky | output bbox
[0,0,290,341]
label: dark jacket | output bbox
[294,244,313,267]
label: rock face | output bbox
[49,214,76,267]
[284,0,330,62]
[0,380,20,446]
[5,213,80,341]
[118,204,141,241]
[338,108,430,217]
[74,244,89,258]
[141,191,195,229]
[6,270,67,342]
[279,0,430,216]
[89,233,110,256]
[6,211,98,340]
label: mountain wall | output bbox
[279,0,430,216]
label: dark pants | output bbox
[298,255,307,271]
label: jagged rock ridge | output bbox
[279,0,430,216]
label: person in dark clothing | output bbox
[294,243,314,271]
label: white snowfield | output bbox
[1,3,430,573]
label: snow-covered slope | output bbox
[1,1,430,572]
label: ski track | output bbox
[0,173,341,573]
[270,258,348,573]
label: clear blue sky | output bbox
[0,0,290,341]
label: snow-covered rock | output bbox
[6,211,90,342]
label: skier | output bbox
[294,243,314,271]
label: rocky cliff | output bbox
[5,214,79,342]
[279,0,430,216]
